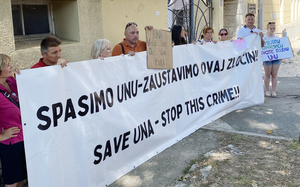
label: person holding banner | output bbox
[0,54,27,187]
[197,26,217,44]
[91,39,112,59]
[171,25,188,46]
[112,22,153,56]
[218,28,229,41]
[263,22,281,97]
[31,35,68,69]
[237,13,265,47]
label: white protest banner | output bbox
[16,34,263,187]
[261,37,294,61]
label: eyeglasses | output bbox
[268,22,275,24]
[125,22,137,29]
[220,33,228,36]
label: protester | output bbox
[236,13,265,47]
[91,39,112,59]
[0,54,27,187]
[112,22,153,56]
[263,22,281,97]
[218,28,229,41]
[197,26,217,44]
[171,25,188,46]
[31,35,68,69]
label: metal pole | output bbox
[209,0,212,27]
[189,0,194,43]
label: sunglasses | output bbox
[125,22,137,29]
[220,33,228,36]
[268,22,275,24]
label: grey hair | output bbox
[91,39,111,59]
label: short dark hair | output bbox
[245,13,255,18]
[41,35,61,53]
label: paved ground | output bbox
[108,39,300,187]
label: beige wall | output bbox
[262,0,300,40]
[223,0,258,39]
[263,0,280,29]
[212,0,224,40]
[284,0,291,24]
[101,0,168,49]
[0,0,15,55]
[52,1,80,41]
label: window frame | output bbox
[11,0,55,36]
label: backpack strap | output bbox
[119,43,125,55]
[0,89,20,108]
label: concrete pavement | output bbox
[108,39,300,187]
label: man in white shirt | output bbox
[237,13,265,47]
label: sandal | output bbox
[265,91,271,97]
[271,92,277,97]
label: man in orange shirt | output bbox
[112,22,151,56]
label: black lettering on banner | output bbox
[94,90,106,112]
[227,58,232,70]
[149,75,157,91]
[133,119,155,144]
[231,57,235,69]
[102,140,112,161]
[106,88,114,107]
[193,64,199,76]
[52,102,63,127]
[206,61,213,73]
[201,62,206,74]
[162,71,167,85]
[154,73,162,88]
[37,106,51,130]
[177,66,185,80]
[93,145,102,165]
[248,51,255,63]
[220,59,225,71]
[143,76,149,93]
[78,95,89,116]
[64,98,76,122]
[93,131,130,165]
[206,86,240,107]
[185,64,193,78]
[90,93,94,114]
[213,60,220,73]
[241,53,247,65]
[171,69,178,83]
[185,97,204,115]
[166,70,171,84]
[114,134,122,154]
[236,55,241,67]
[122,131,130,150]
[161,104,182,126]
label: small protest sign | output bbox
[146,28,173,69]
[232,38,249,51]
[261,37,293,61]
